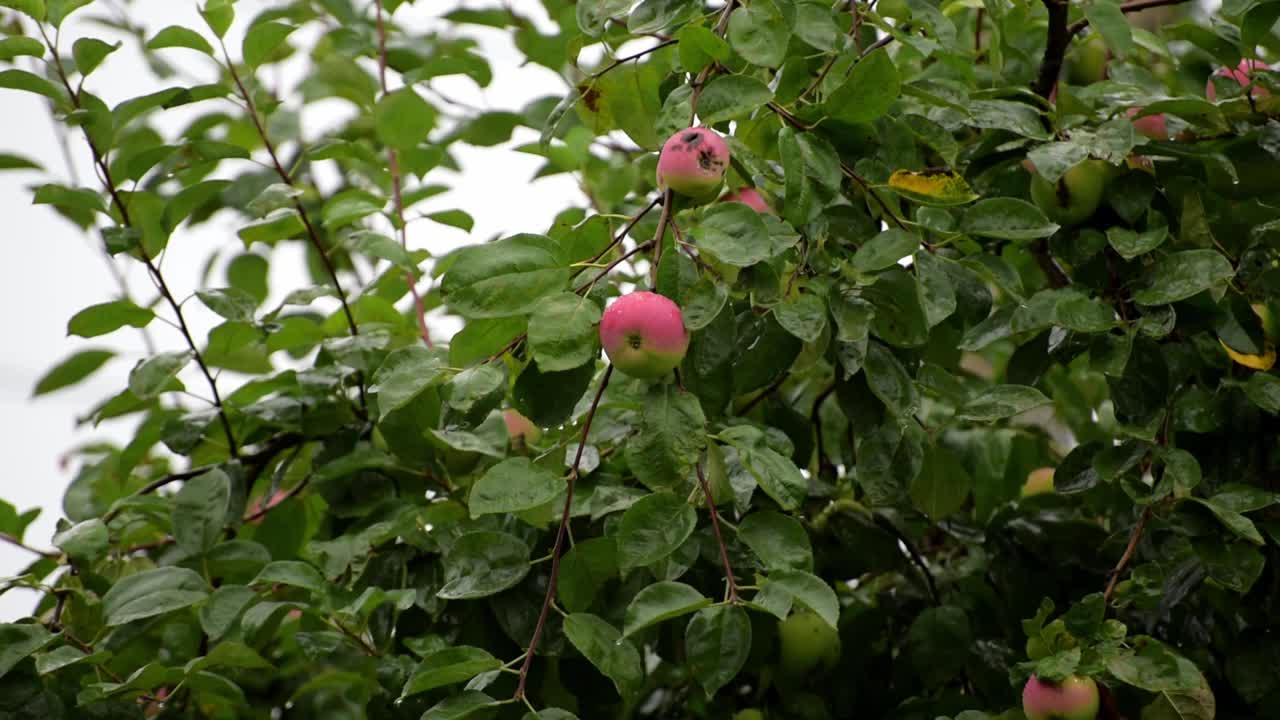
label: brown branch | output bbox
[687,0,738,124]
[1103,505,1152,604]
[574,241,654,294]
[0,533,57,559]
[1066,0,1192,37]
[799,0,862,101]
[374,0,432,348]
[242,475,311,524]
[590,39,678,80]
[738,371,790,415]
[40,31,240,458]
[1033,0,1070,99]
[648,190,674,288]
[514,365,615,701]
[695,461,739,603]
[872,513,940,605]
[1034,237,1070,288]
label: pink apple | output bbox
[1022,675,1100,720]
[1206,59,1271,101]
[656,127,730,200]
[503,408,541,445]
[1125,108,1167,140]
[598,291,690,380]
[721,187,775,214]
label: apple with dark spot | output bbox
[656,127,730,200]
[1028,159,1112,226]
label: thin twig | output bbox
[590,39,678,80]
[514,365,615,701]
[0,533,57,559]
[738,371,790,415]
[41,31,239,458]
[574,242,654,294]
[695,461,739,603]
[374,0,432,348]
[687,1,738,124]
[799,0,862,101]
[873,513,940,605]
[1066,0,1192,36]
[1103,506,1152,603]
[648,190,674,288]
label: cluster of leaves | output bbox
[4,0,1280,718]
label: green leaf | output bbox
[469,458,563,518]
[242,20,296,67]
[1085,1,1134,57]
[32,348,113,396]
[914,251,957,327]
[172,468,230,556]
[67,300,155,338]
[1191,498,1264,545]
[201,0,235,38]
[33,183,104,215]
[766,569,839,628]
[864,341,919,416]
[375,87,435,148]
[0,624,52,680]
[960,198,1060,240]
[559,537,618,613]
[438,531,531,599]
[824,47,900,124]
[956,385,1051,422]
[727,0,792,68]
[685,605,751,697]
[1107,225,1168,261]
[0,0,45,22]
[238,209,305,247]
[738,511,813,571]
[697,74,774,124]
[442,235,570,318]
[773,293,827,344]
[252,560,326,594]
[527,292,602,372]
[420,691,499,720]
[1245,373,1280,414]
[71,37,119,76]
[128,350,192,399]
[623,581,710,636]
[628,0,700,34]
[616,492,697,571]
[909,445,973,519]
[854,229,919,273]
[370,345,448,420]
[624,384,707,492]
[1195,540,1265,593]
[563,614,643,700]
[196,287,259,322]
[738,445,807,511]
[146,25,214,55]
[0,69,65,104]
[691,203,773,267]
[0,151,41,170]
[102,567,210,626]
[400,647,501,699]
[52,518,109,561]
[1132,250,1235,306]
[677,24,731,72]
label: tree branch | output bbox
[1034,237,1070,288]
[695,461,739,603]
[0,533,57,559]
[1033,0,1071,99]
[873,513,940,605]
[514,365,615,701]
[1066,0,1192,37]
[41,31,239,458]
[687,0,738,124]
[648,190,674,288]
[1103,505,1152,604]
[374,0,432,348]
[590,39,678,80]
[575,241,654,294]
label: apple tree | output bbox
[2,0,1280,718]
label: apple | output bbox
[598,291,690,380]
[1022,675,1100,720]
[1028,159,1111,226]
[722,187,775,214]
[733,711,765,720]
[1022,467,1055,497]
[1125,108,1167,140]
[656,127,730,200]
[503,408,541,446]
[777,610,841,677]
[1066,33,1108,86]
[1206,59,1271,101]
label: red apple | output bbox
[1028,159,1112,226]
[656,128,730,200]
[1022,675,1100,720]
[1021,468,1055,497]
[1206,59,1271,101]
[722,187,774,214]
[503,408,541,446]
[1125,108,1167,140]
[598,291,690,380]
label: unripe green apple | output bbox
[777,611,840,677]
[656,127,730,200]
[1029,159,1111,226]
[599,291,691,380]
[1022,467,1055,497]
[1066,33,1108,86]
[1022,675,1100,720]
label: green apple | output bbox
[1029,159,1112,225]
[777,611,840,677]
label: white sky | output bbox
[0,0,585,619]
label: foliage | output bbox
[3,0,1280,718]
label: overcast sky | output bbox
[0,0,584,619]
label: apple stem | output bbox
[696,461,740,603]
[514,365,615,702]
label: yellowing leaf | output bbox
[1220,338,1276,370]
[887,170,979,206]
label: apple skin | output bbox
[1022,467,1056,497]
[656,127,730,200]
[1066,33,1108,86]
[1029,159,1111,226]
[777,611,841,678]
[598,291,691,380]
[722,187,775,214]
[1022,675,1100,720]
[1206,59,1271,101]
[1125,108,1167,140]
[503,408,541,446]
